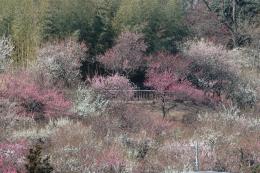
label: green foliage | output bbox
[42,0,96,40]
[210,0,259,23]
[82,0,117,56]
[0,0,16,35]
[0,0,48,66]
[251,164,260,173]
[113,0,188,53]
[0,0,189,66]
[43,0,118,57]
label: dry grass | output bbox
[1,99,259,172]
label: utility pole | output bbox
[195,141,200,172]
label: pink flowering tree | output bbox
[1,72,71,119]
[0,140,28,173]
[35,38,87,88]
[89,73,136,101]
[98,31,147,75]
[145,61,207,118]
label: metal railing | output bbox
[132,90,159,101]
[105,90,187,102]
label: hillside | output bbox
[0,0,259,173]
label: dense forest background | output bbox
[1,0,259,72]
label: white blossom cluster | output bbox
[73,86,109,117]
[0,36,13,72]
[35,39,86,88]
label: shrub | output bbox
[89,74,136,100]
[252,164,260,173]
[96,147,126,173]
[145,65,207,117]
[73,86,109,117]
[183,39,257,108]
[35,38,87,88]
[25,141,54,173]
[98,31,147,75]
[0,36,13,72]
[0,140,28,173]
[157,140,195,171]
[184,39,236,84]
[229,83,257,109]
[49,122,99,172]
[1,72,71,118]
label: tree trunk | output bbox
[161,94,166,118]
[202,0,239,48]
[232,0,238,47]
[232,0,236,27]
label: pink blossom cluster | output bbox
[1,72,71,117]
[0,140,28,173]
[145,69,206,103]
[96,147,125,169]
[90,73,135,100]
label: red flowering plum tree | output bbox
[98,31,147,76]
[145,65,206,118]
[1,72,72,120]
[89,73,136,101]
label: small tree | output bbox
[89,74,136,101]
[145,66,205,118]
[1,72,72,119]
[35,38,87,88]
[98,31,147,75]
[0,36,13,72]
[184,39,257,108]
[73,86,109,117]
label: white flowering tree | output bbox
[73,86,109,117]
[35,38,87,88]
[0,36,13,72]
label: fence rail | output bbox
[106,90,188,102]
[132,90,159,101]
